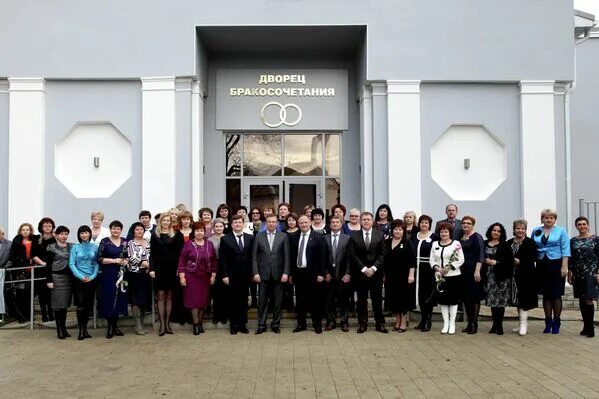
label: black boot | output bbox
[580,303,588,336]
[489,308,497,334]
[193,324,200,335]
[77,310,85,341]
[422,311,432,332]
[587,306,595,338]
[415,311,425,330]
[585,304,595,338]
[113,317,124,336]
[106,318,114,339]
[198,323,205,334]
[496,308,504,335]
[55,310,65,340]
[60,309,71,338]
[462,322,473,334]
[82,310,91,338]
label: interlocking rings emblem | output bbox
[260,101,302,128]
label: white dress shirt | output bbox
[297,230,311,268]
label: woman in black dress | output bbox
[569,216,599,337]
[36,217,56,322]
[384,220,416,332]
[484,223,514,335]
[508,219,537,336]
[459,216,485,334]
[150,213,184,336]
[411,215,438,332]
[8,223,44,323]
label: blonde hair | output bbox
[91,211,105,222]
[403,211,417,223]
[175,203,188,213]
[349,208,361,216]
[155,213,175,238]
[541,208,558,220]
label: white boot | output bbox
[449,305,458,335]
[519,310,528,336]
[512,309,521,333]
[441,306,449,334]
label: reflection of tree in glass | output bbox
[244,135,282,176]
[225,135,241,176]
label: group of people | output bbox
[0,202,597,340]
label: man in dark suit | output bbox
[349,211,388,333]
[220,215,254,335]
[291,215,327,334]
[324,216,351,332]
[252,214,290,334]
[435,203,463,240]
[0,227,11,269]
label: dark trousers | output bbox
[34,280,52,320]
[294,271,325,328]
[211,278,228,323]
[74,279,96,315]
[356,275,385,327]
[14,287,31,323]
[228,282,249,330]
[258,279,282,328]
[326,278,351,327]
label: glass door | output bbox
[285,179,322,211]
[242,179,283,211]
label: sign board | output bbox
[216,69,348,131]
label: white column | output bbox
[387,80,422,215]
[191,81,205,215]
[141,77,176,214]
[359,86,374,213]
[520,81,557,227]
[8,78,45,236]
[371,82,388,209]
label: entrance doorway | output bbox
[225,133,340,214]
[242,178,322,212]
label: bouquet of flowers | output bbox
[434,271,446,293]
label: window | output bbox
[224,133,341,208]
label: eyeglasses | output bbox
[349,215,359,218]
[251,212,260,215]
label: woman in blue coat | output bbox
[531,209,570,334]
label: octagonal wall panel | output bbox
[430,124,506,201]
[55,122,132,198]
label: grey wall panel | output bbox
[0,82,8,230]
[420,83,521,232]
[203,57,360,213]
[0,0,573,82]
[570,38,599,226]
[44,81,142,231]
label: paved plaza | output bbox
[1,319,599,399]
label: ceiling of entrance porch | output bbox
[197,25,365,58]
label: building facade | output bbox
[0,0,581,236]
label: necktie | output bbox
[237,234,244,251]
[365,231,370,249]
[332,234,338,258]
[297,233,306,267]
[268,233,274,251]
